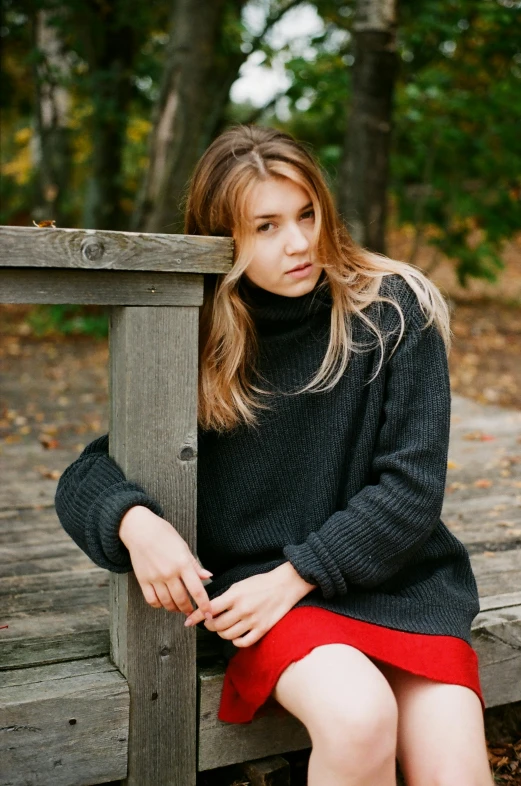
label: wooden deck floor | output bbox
[1,394,521,779]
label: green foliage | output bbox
[252,0,521,285]
[0,0,171,226]
[391,0,521,284]
[27,305,109,338]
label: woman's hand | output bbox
[119,505,214,619]
[184,562,316,647]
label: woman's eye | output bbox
[256,211,313,233]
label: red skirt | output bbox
[218,607,485,724]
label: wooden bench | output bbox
[1,225,521,784]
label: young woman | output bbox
[55,124,493,785]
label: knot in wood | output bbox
[160,646,170,657]
[80,237,105,262]
[180,445,196,461]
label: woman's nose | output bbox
[285,222,309,254]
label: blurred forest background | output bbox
[1,0,521,410]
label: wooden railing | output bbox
[0,224,233,785]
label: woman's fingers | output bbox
[140,582,164,609]
[206,608,240,631]
[163,576,195,615]
[216,619,253,641]
[232,629,261,647]
[154,580,190,613]
[182,566,214,618]
[194,557,213,579]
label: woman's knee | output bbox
[311,684,399,771]
[272,644,399,767]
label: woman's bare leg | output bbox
[376,662,493,786]
[271,643,399,786]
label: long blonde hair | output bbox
[183,124,450,433]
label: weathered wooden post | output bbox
[0,225,233,785]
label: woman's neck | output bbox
[238,269,332,328]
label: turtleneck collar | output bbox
[238,269,332,331]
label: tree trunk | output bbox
[31,9,72,226]
[131,0,248,234]
[77,2,138,231]
[337,0,398,253]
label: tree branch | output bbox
[249,0,307,51]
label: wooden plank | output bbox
[0,653,119,687]
[0,627,110,670]
[479,591,521,612]
[0,550,92,577]
[109,304,200,786]
[471,596,521,708]
[0,225,233,273]
[0,445,71,510]
[241,755,291,785]
[0,268,205,305]
[198,665,311,771]
[0,605,110,670]
[444,493,521,549]
[0,656,129,786]
[0,570,108,614]
[0,539,89,567]
[0,567,106,595]
[471,549,521,597]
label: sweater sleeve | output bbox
[54,434,164,573]
[282,295,451,598]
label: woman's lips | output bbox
[286,263,313,279]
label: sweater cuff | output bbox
[283,533,348,599]
[87,482,164,572]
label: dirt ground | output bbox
[387,228,521,413]
[1,230,520,784]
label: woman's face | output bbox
[240,176,322,296]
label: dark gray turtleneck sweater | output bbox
[55,273,480,661]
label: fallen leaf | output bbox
[475,478,493,488]
[39,436,60,450]
[446,481,466,492]
[34,465,61,480]
[463,431,496,441]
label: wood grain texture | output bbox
[0,225,233,273]
[0,268,205,305]
[109,305,200,786]
[198,665,311,771]
[0,656,129,786]
[471,549,521,597]
[471,595,521,708]
[240,754,291,785]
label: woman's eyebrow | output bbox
[254,201,313,220]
